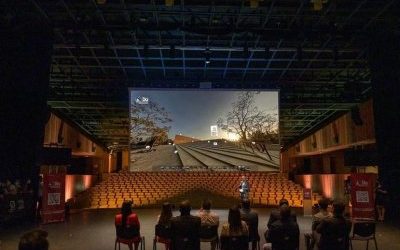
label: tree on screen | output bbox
[130,101,172,145]
[217,92,278,142]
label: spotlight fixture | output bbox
[169,44,176,58]
[165,0,174,6]
[204,48,211,64]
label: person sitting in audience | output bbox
[240,199,259,250]
[19,229,49,250]
[265,198,297,243]
[15,179,22,192]
[156,202,174,250]
[220,205,249,250]
[23,179,33,193]
[306,198,333,249]
[265,205,300,250]
[157,202,173,225]
[267,199,297,229]
[115,200,141,250]
[197,199,219,250]
[316,201,351,250]
[170,200,201,250]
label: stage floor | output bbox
[1,208,399,250]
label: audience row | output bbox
[16,198,352,250]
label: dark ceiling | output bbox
[4,0,399,150]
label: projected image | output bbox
[129,90,280,171]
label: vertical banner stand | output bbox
[303,188,313,216]
[41,165,67,224]
[350,173,377,219]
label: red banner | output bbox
[42,173,66,223]
[350,173,376,219]
[303,188,312,200]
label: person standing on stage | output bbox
[239,176,250,200]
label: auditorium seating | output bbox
[87,172,322,209]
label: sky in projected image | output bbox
[130,90,279,141]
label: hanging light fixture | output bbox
[204,48,211,64]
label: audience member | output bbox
[267,199,297,229]
[157,202,173,226]
[19,229,49,250]
[6,179,17,195]
[265,205,300,250]
[170,200,201,250]
[197,199,219,250]
[316,201,351,250]
[23,179,33,193]
[15,179,22,192]
[220,205,249,250]
[115,201,141,250]
[240,199,259,250]
[156,202,173,250]
[307,198,332,249]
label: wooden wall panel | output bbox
[44,113,115,173]
[282,99,375,173]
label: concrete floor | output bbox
[1,208,399,250]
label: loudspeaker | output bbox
[351,106,363,126]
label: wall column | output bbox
[0,16,53,182]
[369,29,400,218]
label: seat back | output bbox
[242,218,260,241]
[200,224,218,239]
[116,224,140,239]
[273,231,299,250]
[353,221,376,238]
[155,223,172,239]
[173,236,198,250]
[220,235,249,250]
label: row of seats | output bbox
[88,172,322,209]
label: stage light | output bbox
[165,0,174,6]
[204,48,211,64]
[96,0,106,4]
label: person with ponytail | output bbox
[115,201,141,250]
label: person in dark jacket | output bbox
[316,201,351,250]
[267,205,300,250]
[240,199,259,250]
[267,199,297,229]
[170,200,201,250]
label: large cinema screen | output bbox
[129,90,280,171]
